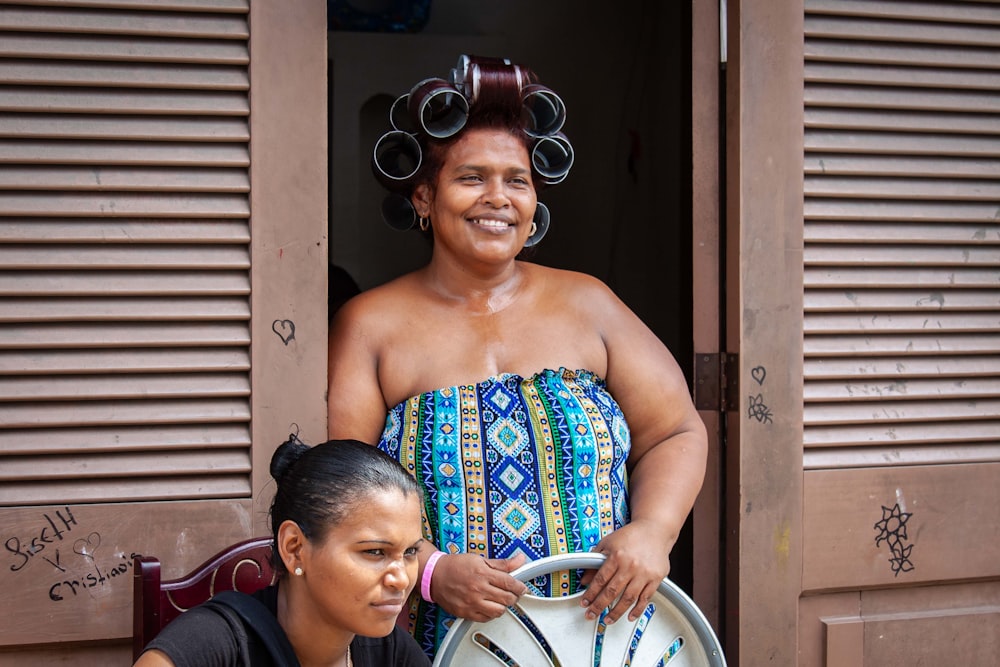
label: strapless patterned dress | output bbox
[377,368,631,657]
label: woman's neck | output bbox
[277,581,353,667]
[422,257,527,312]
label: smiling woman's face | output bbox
[414,127,538,266]
[297,487,423,638]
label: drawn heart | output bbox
[272,319,296,345]
[751,366,766,385]
[73,532,101,560]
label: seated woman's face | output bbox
[298,488,423,637]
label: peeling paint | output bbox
[233,504,253,535]
[775,523,790,568]
[175,528,192,556]
[915,292,945,308]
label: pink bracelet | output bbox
[420,550,445,603]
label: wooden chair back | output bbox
[132,536,276,661]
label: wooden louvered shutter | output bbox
[0,1,326,658]
[0,2,252,503]
[803,1,1000,465]
[799,1,1000,663]
[0,0,257,656]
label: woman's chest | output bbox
[377,311,607,407]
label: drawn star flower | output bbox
[747,394,774,424]
[873,503,911,547]
[889,543,915,576]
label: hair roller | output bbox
[469,61,525,119]
[372,130,422,188]
[408,77,469,138]
[449,54,471,96]
[389,94,418,134]
[380,193,418,231]
[524,201,550,248]
[531,133,574,185]
[521,84,566,137]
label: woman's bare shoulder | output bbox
[525,263,620,308]
[334,271,426,329]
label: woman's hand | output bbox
[578,520,674,624]
[431,552,528,622]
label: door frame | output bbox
[690,0,724,637]
[722,0,805,664]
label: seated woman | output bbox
[134,437,431,667]
[328,54,708,657]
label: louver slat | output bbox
[805,16,1000,47]
[0,87,248,114]
[805,312,1000,332]
[0,140,249,165]
[0,270,249,295]
[804,355,1000,378]
[0,219,250,241]
[0,59,248,88]
[803,2,1000,469]
[805,38,1000,69]
[0,4,251,505]
[0,450,251,482]
[0,397,251,428]
[0,113,248,140]
[804,155,999,178]
[805,109,998,134]
[9,0,249,11]
[0,373,250,401]
[0,296,250,321]
[0,245,249,267]
[0,322,250,347]
[0,6,249,38]
[0,423,250,455]
[0,33,248,63]
[804,333,1000,356]
[0,166,249,191]
[0,475,249,505]
[0,347,250,373]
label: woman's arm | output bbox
[425,548,527,622]
[327,297,391,443]
[576,278,708,624]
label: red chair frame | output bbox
[132,536,277,661]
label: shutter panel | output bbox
[802,0,1000,469]
[0,0,251,505]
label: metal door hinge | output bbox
[694,352,739,412]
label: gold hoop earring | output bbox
[419,217,429,232]
[529,222,537,237]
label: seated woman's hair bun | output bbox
[269,433,310,483]
[372,54,573,236]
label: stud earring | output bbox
[293,567,303,576]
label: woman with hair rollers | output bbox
[328,55,708,658]
[134,438,430,667]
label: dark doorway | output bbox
[328,0,694,592]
